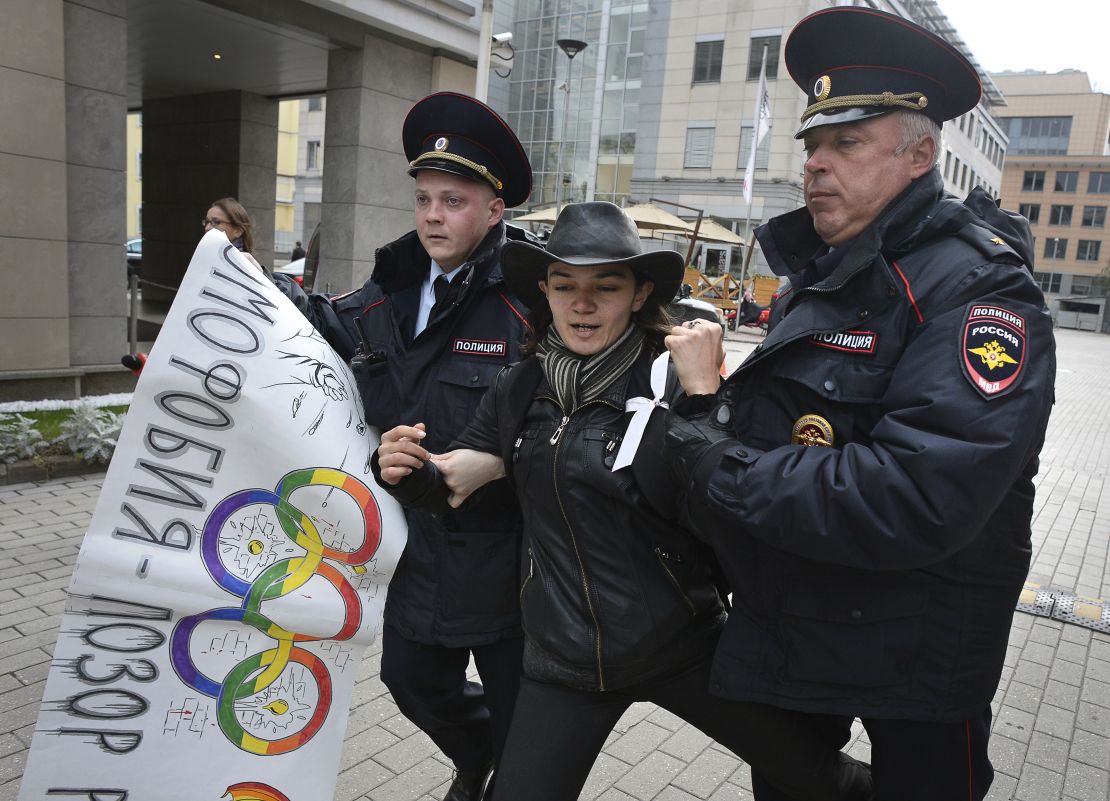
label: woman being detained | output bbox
[374,202,872,801]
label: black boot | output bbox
[443,759,493,801]
[481,769,497,801]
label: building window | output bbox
[747,35,780,79]
[1043,237,1067,259]
[1055,171,1078,192]
[306,140,321,170]
[944,150,953,180]
[1022,170,1044,191]
[136,151,142,181]
[738,124,771,170]
[1000,116,1072,155]
[1049,205,1073,225]
[693,38,724,83]
[1019,203,1041,223]
[1033,271,1061,293]
[1077,240,1102,261]
[684,125,715,168]
[1089,172,1110,193]
[1070,275,1092,296]
[1081,206,1107,227]
[308,96,323,111]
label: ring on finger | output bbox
[685,319,699,329]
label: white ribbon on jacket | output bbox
[612,351,671,471]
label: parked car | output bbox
[125,238,142,281]
[274,257,305,286]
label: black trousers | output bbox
[490,658,871,801]
[380,624,524,772]
[752,707,995,801]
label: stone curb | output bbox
[0,455,109,486]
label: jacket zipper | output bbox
[545,395,619,690]
[549,415,570,445]
[654,549,697,614]
[519,547,534,606]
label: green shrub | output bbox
[55,402,126,464]
[0,414,48,464]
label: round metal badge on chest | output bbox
[791,414,834,447]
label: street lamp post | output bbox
[554,38,587,211]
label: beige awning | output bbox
[622,203,691,230]
[512,206,560,223]
[685,218,745,245]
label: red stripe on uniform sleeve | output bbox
[892,261,924,323]
[496,288,533,333]
[966,719,974,801]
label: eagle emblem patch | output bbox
[961,304,1026,399]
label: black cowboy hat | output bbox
[786,7,981,137]
[502,202,684,308]
[403,92,532,208]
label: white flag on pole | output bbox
[742,45,773,205]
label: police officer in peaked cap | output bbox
[269,92,534,801]
[663,8,1055,800]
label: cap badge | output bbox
[814,75,831,101]
[434,136,449,151]
[791,414,834,447]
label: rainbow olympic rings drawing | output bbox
[224,782,291,801]
[171,468,381,755]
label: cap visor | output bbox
[794,106,894,138]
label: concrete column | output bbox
[64,0,128,367]
[316,33,434,292]
[0,0,69,372]
[141,91,278,303]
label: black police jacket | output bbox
[273,222,530,646]
[384,350,727,691]
[673,171,1056,721]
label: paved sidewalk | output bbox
[2,328,1108,801]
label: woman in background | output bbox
[123,197,262,375]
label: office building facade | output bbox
[993,70,1110,330]
[496,0,1007,276]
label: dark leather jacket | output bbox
[385,349,726,691]
[274,223,531,646]
[671,172,1056,721]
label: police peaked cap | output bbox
[403,92,532,208]
[785,7,982,137]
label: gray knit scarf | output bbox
[536,324,645,415]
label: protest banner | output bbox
[19,231,406,801]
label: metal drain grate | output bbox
[1015,581,1110,633]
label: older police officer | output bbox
[664,9,1055,800]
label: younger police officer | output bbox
[664,9,1055,801]
[272,93,533,801]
